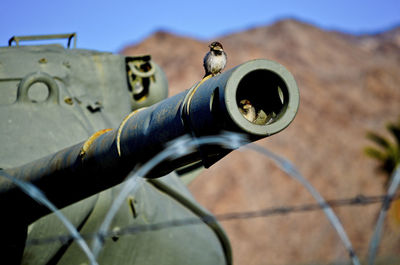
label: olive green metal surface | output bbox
[0,34,299,265]
[0,38,230,265]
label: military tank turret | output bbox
[0,33,299,265]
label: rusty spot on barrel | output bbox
[79,128,112,159]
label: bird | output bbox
[238,99,256,122]
[239,99,277,125]
[203,41,227,77]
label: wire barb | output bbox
[25,193,399,247]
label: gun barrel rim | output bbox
[225,59,299,136]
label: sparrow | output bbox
[239,99,277,125]
[239,99,256,122]
[203,41,227,77]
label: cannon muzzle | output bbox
[0,59,299,224]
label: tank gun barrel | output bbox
[0,59,299,224]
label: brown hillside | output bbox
[121,19,400,265]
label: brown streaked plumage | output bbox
[203,41,227,77]
[239,99,256,122]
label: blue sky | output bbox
[1,0,399,53]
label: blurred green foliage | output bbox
[364,117,400,187]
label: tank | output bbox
[0,33,300,265]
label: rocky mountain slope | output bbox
[121,19,400,265]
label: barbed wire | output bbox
[25,193,399,247]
